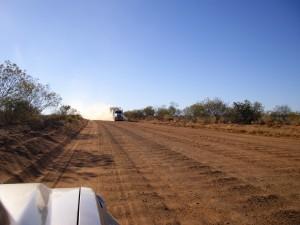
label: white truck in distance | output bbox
[110,107,126,121]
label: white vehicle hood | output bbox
[0,183,80,225]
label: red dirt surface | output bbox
[0,119,86,183]
[2,121,300,225]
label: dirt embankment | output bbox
[0,118,87,183]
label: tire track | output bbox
[101,123,181,225]
[132,123,300,163]
[33,121,91,188]
[41,143,79,188]
[109,122,299,225]
[116,123,300,187]
[105,123,252,224]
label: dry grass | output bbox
[147,120,300,138]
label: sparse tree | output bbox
[143,106,155,117]
[168,102,180,117]
[22,82,61,112]
[0,61,27,103]
[124,109,144,120]
[202,98,227,122]
[156,106,171,120]
[0,99,39,123]
[0,61,61,112]
[183,103,206,119]
[270,105,292,123]
[0,61,61,124]
[232,100,264,124]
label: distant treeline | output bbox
[0,61,82,126]
[125,99,300,125]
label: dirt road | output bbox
[30,121,300,225]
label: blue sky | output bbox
[1,0,300,118]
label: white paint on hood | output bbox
[0,183,79,225]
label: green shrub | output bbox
[0,99,39,124]
[124,110,145,120]
[143,106,155,117]
[156,107,170,120]
[231,100,263,124]
[270,105,291,124]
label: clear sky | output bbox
[1,0,300,118]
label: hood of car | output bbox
[0,183,80,225]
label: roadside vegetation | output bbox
[0,61,87,183]
[124,99,300,138]
[125,98,300,125]
[0,61,84,128]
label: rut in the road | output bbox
[128,123,300,166]
[109,122,299,225]
[104,123,244,224]
[100,124,181,225]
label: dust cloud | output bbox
[71,102,114,121]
